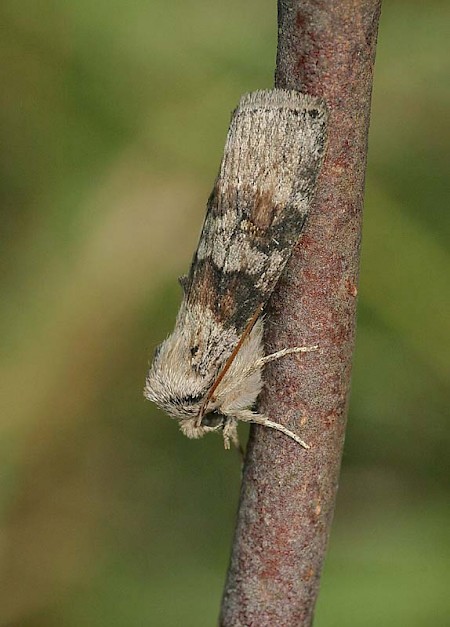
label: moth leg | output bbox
[254,345,318,369]
[222,417,240,451]
[235,409,309,449]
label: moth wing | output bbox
[185,89,328,335]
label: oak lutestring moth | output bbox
[145,89,328,449]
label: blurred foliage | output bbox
[0,1,449,625]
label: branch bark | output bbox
[220,1,382,625]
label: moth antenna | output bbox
[235,409,309,449]
[196,304,264,427]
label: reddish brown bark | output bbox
[220,1,382,625]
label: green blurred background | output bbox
[1,1,449,625]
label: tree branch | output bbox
[220,1,382,625]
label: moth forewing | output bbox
[144,88,328,449]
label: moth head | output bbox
[144,320,220,425]
[146,342,248,451]
[145,307,265,447]
[144,333,227,440]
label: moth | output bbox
[145,89,328,449]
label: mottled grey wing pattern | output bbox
[184,90,328,335]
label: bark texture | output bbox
[220,1,382,625]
